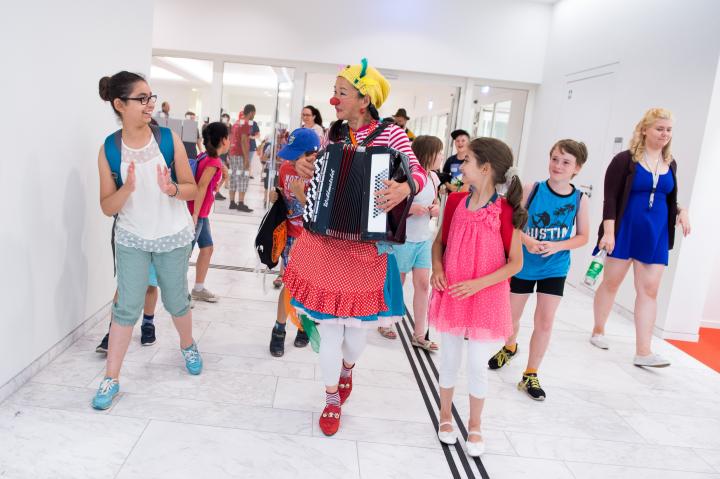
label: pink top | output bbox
[428,197,513,341]
[187,153,223,218]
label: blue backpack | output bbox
[103,124,197,188]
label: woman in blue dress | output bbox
[590,108,691,367]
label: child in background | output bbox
[429,137,526,456]
[488,139,589,401]
[268,128,320,357]
[188,122,229,303]
[382,135,443,350]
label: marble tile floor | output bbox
[2,181,720,478]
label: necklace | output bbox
[642,151,662,209]
[347,120,377,146]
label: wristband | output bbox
[169,181,179,198]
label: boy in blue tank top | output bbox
[488,140,590,401]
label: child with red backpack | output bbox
[429,137,526,456]
[187,122,229,303]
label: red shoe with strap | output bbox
[319,404,342,436]
[338,374,353,405]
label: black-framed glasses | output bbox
[121,94,157,105]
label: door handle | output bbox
[579,184,593,198]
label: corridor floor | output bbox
[2,182,720,479]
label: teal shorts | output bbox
[393,239,432,273]
[148,263,158,287]
[113,243,192,326]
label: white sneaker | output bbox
[437,422,456,445]
[634,353,671,368]
[466,431,485,457]
[191,288,219,303]
[590,335,609,350]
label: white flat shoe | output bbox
[634,353,671,368]
[466,431,485,457]
[590,334,609,350]
[437,421,456,445]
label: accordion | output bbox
[303,143,416,243]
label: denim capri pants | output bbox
[113,243,192,326]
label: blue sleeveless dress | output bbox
[610,165,674,265]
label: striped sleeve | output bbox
[385,124,427,192]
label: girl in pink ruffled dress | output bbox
[429,137,527,457]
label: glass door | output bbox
[219,62,295,215]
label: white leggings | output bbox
[318,322,368,387]
[439,333,498,398]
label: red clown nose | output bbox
[329,97,341,106]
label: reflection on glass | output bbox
[150,56,214,121]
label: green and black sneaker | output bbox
[518,373,546,401]
[488,345,517,370]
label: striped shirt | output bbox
[322,122,427,193]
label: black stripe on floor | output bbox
[396,315,464,479]
[402,308,491,479]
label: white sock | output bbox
[193,283,204,292]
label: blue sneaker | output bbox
[182,342,203,375]
[92,377,119,410]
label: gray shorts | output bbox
[113,243,192,326]
[228,155,250,192]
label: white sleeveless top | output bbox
[405,171,439,242]
[114,135,194,252]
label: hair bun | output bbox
[98,76,112,101]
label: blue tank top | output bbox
[516,181,582,280]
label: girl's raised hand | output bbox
[430,268,448,291]
[156,164,175,196]
[448,278,486,299]
[123,161,136,192]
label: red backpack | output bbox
[441,192,515,258]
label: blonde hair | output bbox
[629,108,674,163]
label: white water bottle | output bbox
[584,250,607,286]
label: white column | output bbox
[456,77,475,132]
[208,59,224,121]
[656,54,720,341]
[289,66,307,131]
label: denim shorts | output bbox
[282,235,297,267]
[393,239,432,273]
[193,217,213,249]
[113,243,192,326]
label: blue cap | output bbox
[277,128,321,161]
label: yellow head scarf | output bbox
[338,58,391,109]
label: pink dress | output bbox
[429,197,512,341]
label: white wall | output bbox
[702,249,720,328]
[0,1,154,390]
[668,54,720,334]
[152,0,552,84]
[524,0,720,339]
